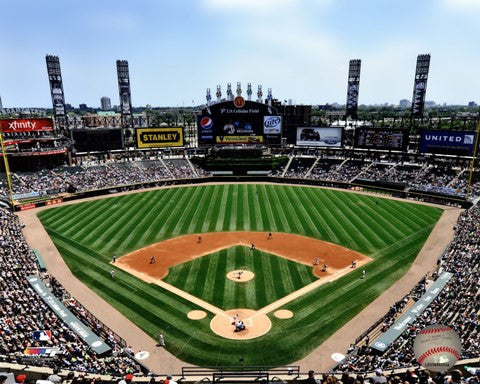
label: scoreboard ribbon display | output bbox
[136,127,184,148]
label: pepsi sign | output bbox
[200,117,213,130]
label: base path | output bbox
[16,182,462,373]
[116,232,371,340]
[117,231,369,280]
[294,205,462,371]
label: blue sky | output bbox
[1,0,479,108]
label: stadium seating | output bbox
[0,207,141,375]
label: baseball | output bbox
[414,324,461,372]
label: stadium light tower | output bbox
[236,82,242,96]
[206,88,212,106]
[226,83,233,101]
[411,54,431,118]
[247,83,252,101]
[257,85,263,103]
[346,59,361,119]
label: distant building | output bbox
[0,95,3,110]
[399,99,411,108]
[101,97,112,111]
[425,101,436,108]
[468,101,477,108]
[79,103,88,111]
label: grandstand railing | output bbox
[180,366,300,382]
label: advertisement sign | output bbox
[372,272,452,353]
[215,135,263,144]
[354,128,408,150]
[263,116,282,134]
[136,127,184,148]
[46,198,63,206]
[296,127,343,147]
[19,203,37,210]
[27,275,111,355]
[197,100,278,146]
[24,347,61,356]
[33,330,52,341]
[0,118,54,133]
[420,130,475,155]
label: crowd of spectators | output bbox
[335,204,480,372]
[4,154,480,202]
[273,155,480,200]
[304,368,480,384]
[309,160,344,180]
[0,207,140,375]
[1,158,210,199]
[284,158,316,178]
[409,165,460,196]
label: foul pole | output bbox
[466,120,480,202]
[0,132,15,208]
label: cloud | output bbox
[443,0,480,9]
[202,0,297,13]
[201,0,331,14]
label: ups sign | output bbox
[136,127,184,148]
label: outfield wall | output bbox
[14,175,472,211]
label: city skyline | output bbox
[2,0,480,108]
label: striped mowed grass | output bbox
[163,246,318,310]
[38,184,442,367]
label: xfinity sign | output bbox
[420,130,476,156]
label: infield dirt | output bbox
[17,183,462,372]
[115,231,371,340]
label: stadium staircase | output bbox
[281,156,294,178]
[304,157,320,178]
[334,159,348,174]
[186,158,199,177]
[446,169,466,188]
[159,158,175,179]
[349,161,374,183]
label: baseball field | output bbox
[37,184,443,367]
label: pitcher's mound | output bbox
[187,310,207,320]
[226,270,255,282]
[210,309,271,340]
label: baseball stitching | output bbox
[417,346,461,364]
[419,326,452,335]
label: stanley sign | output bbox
[136,127,184,148]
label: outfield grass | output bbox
[38,184,443,367]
